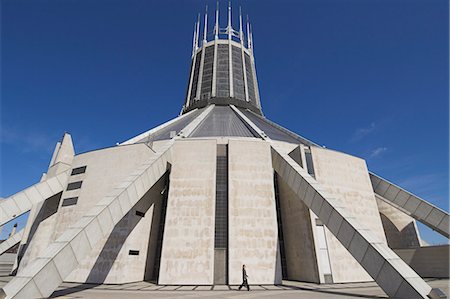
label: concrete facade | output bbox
[277,174,320,283]
[228,139,280,285]
[376,198,422,249]
[311,147,387,283]
[395,245,449,278]
[158,140,216,285]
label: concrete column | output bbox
[195,46,206,101]
[211,41,218,97]
[228,41,234,97]
[186,49,199,107]
[240,45,250,102]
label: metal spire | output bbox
[249,23,254,52]
[203,6,208,43]
[246,15,251,49]
[195,14,200,50]
[239,6,244,43]
[227,1,232,40]
[215,1,219,39]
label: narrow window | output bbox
[214,144,228,284]
[305,150,315,177]
[129,250,139,256]
[62,197,78,207]
[71,166,87,176]
[66,181,82,191]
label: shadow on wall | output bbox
[274,239,283,284]
[379,213,421,249]
[13,192,62,274]
[395,245,450,278]
[85,173,168,284]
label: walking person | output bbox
[238,264,250,291]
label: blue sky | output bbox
[1,0,448,244]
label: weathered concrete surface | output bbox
[277,174,320,283]
[376,197,422,249]
[67,176,165,284]
[395,245,449,278]
[0,230,24,256]
[228,139,280,285]
[311,147,387,283]
[53,144,154,241]
[0,143,172,299]
[16,194,61,273]
[158,140,216,285]
[271,144,433,299]
[17,144,156,283]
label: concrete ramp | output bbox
[0,171,69,227]
[0,229,24,256]
[271,144,434,299]
[0,143,173,299]
[370,172,449,238]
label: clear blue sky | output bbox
[1,0,448,244]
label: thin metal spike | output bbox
[215,1,219,39]
[195,14,200,50]
[227,1,233,39]
[228,1,232,39]
[203,6,208,43]
[239,6,243,42]
[228,1,231,27]
[246,15,250,48]
[249,23,254,51]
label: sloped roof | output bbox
[190,106,256,138]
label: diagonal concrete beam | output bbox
[271,144,435,299]
[0,171,69,227]
[0,229,24,256]
[0,142,173,299]
[370,172,449,239]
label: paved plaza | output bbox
[0,270,448,299]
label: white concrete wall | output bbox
[311,147,387,283]
[67,177,164,283]
[376,198,422,249]
[228,139,280,285]
[158,139,216,285]
[395,245,449,278]
[277,175,320,283]
[17,194,60,272]
[47,144,156,283]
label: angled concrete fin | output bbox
[0,142,173,299]
[48,142,61,169]
[0,170,69,227]
[49,133,74,168]
[0,229,24,256]
[370,172,449,239]
[271,144,435,299]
